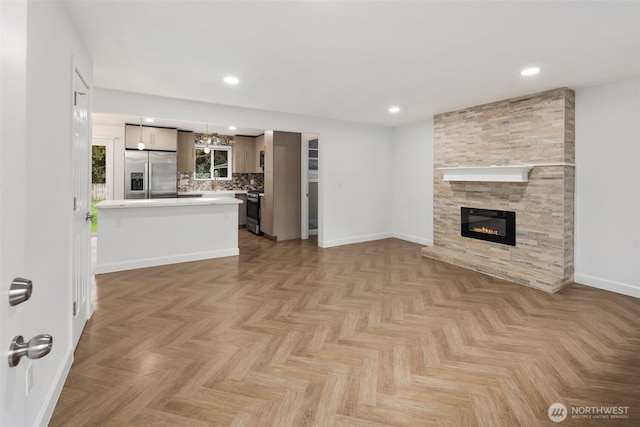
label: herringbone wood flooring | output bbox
[50,231,639,426]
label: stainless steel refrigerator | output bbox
[124,150,177,199]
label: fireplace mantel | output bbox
[438,163,574,183]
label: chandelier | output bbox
[197,124,234,153]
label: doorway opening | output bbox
[301,134,319,240]
[91,145,105,235]
[90,137,115,236]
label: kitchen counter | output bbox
[97,197,241,209]
[178,190,249,196]
[95,197,242,274]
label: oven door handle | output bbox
[247,196,259,202]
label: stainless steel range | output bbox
[246,189,263,235]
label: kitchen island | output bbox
[95,197,242,274]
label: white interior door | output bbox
[71,66,92,348]
[1,1,29,424]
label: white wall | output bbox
[24,1,92,425]
[391,119,434,246]
[93,89,395,248]
[575,77,640,297]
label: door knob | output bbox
[9,277,32,306]
[8,334,53,367]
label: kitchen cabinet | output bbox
[233,136,246,172]
[153,128,178,151]
[125,124,178,151]
[260,193,271,236]
[261,130,301,241]
[236,193,247,227]
[177,131,195,173]
[233,136,259,173]
[245,138,256,172]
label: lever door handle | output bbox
[8,334,53,367]
[85,211,93,222]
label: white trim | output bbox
[301,137,309,240]
[575,273,640,298]
[95,248,239,274]
[193,144,233,181]
[392,232,434,247]
[92,136,116,143]
[39,347,73,427]
[301,133,320,243]
[319,232,393,248]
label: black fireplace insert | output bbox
[461,207,516,246]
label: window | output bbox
[194,146,232,180]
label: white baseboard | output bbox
[320,232,435,249]
[392,232,434,247]
[574,273,639,298]
[39,346,73,426]
[320,232,393,248]
[95,248,239,274]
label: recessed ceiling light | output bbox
[388,106,400,113]
[228,126,237,131]
[520,67,540,77]
[144,118,155,123]
[223,76,239,85]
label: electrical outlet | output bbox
[26,363,33,396]
[114,218,121,227]
[250,178,254,185]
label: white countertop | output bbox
[96,197,242,210]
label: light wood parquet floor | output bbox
[50,230,640,426]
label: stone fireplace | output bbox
[421,87,575,292]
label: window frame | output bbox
[193,145,233,181]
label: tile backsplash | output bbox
[178,172,264,192]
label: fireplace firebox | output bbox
[461,207,516,246]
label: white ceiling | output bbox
[64,1,640,131]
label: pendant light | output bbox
[137,117,145,150]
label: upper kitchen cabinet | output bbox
[233,136,259,173]
[245,137,256,172]
[233,136,246,173]
[177,131,195,173]
[125,124,178,151]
